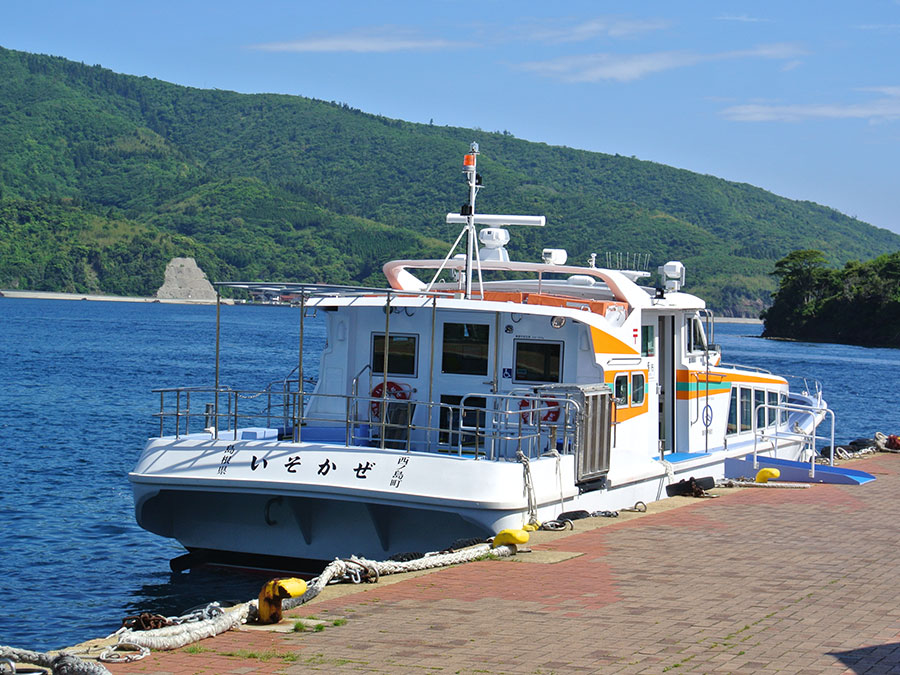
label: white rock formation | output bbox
[156,257,217,301]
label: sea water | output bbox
[0,299,898,651]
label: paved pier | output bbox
[103,454,900,674]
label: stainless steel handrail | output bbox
[153,386,582,461]
[752,401,835,478]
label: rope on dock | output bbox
[114,602,252,651]
[116,543,516,652]
[718,479,811,489]
[0,646,111,675]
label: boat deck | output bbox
[102,451,896,674]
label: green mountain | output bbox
[2,46,898,314]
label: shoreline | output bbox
[2,289,763,319]
[0,289,223,305]
[714,316,762,324]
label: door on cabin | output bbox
[657,315,676,454]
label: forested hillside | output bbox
[2,46,898,314]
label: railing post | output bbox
[214,290,221,441]
[175,389,181,439]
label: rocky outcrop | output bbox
[156,257,216,301]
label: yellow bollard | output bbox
[755,467,781,483]
[257,577,308,624]
[492,528,530,547]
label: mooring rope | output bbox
[0,646,111,675]
[115,602,252,651]
[114,543,516,652]
[516,450,540,528]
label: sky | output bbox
[3,1,900,236]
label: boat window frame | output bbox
[441,322,491,376]
[767,391,778,428]
[739,387,752,432]
[754,389,766,430]
[641,325,655,357]
[512,339,563,384]
[613,372,629,406]
[371,332,419,378]
[726,386,738,435]
[686,316,708,354]
[631,372,646,406]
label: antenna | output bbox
[425,145,546,298]
[461,143,480,298]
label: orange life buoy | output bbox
[370,381,409,417]
[518,397,559,424]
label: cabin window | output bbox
[438,394,486,447]
[641,325,655,357]
[779,392,788,424]
[631,373,646,406]
[687,317,707,353]
[372,334,418,376]
[755,390,766,429]
[442,323,490,375]
[614,373,629,405]
[727,387,738,434]
[739,388,752,432]
[767,391,778,427]
[514,341,562,383]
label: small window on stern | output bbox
[514,341,562,383]
[442,323,490,376]
[372,334,418,376]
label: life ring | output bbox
[370,381,409,417]
[518,397,559,424]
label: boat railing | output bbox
[152,385,589,462]
[783,375,823,403]
[457,392,582,461]
[752,400,835,478]
[717,362,773,375]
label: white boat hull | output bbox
[131,425,814,563]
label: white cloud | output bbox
[519,43,805,83]
[524,16,670,43]
[727,43,805,59]
[520,51,698,83]
[861,86,900,97]
[721,89,900,122]
[249,27,468,53]
[716,15,772,23]
[856,23,900,31]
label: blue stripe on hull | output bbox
[725,456,875,485]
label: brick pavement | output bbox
[102,454,900,674]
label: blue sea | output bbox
[1,298,898,651]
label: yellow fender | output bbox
[755,467,781,483]
[492,528,529,547]
[257,577,308,624]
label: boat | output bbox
[130,144,840,569]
